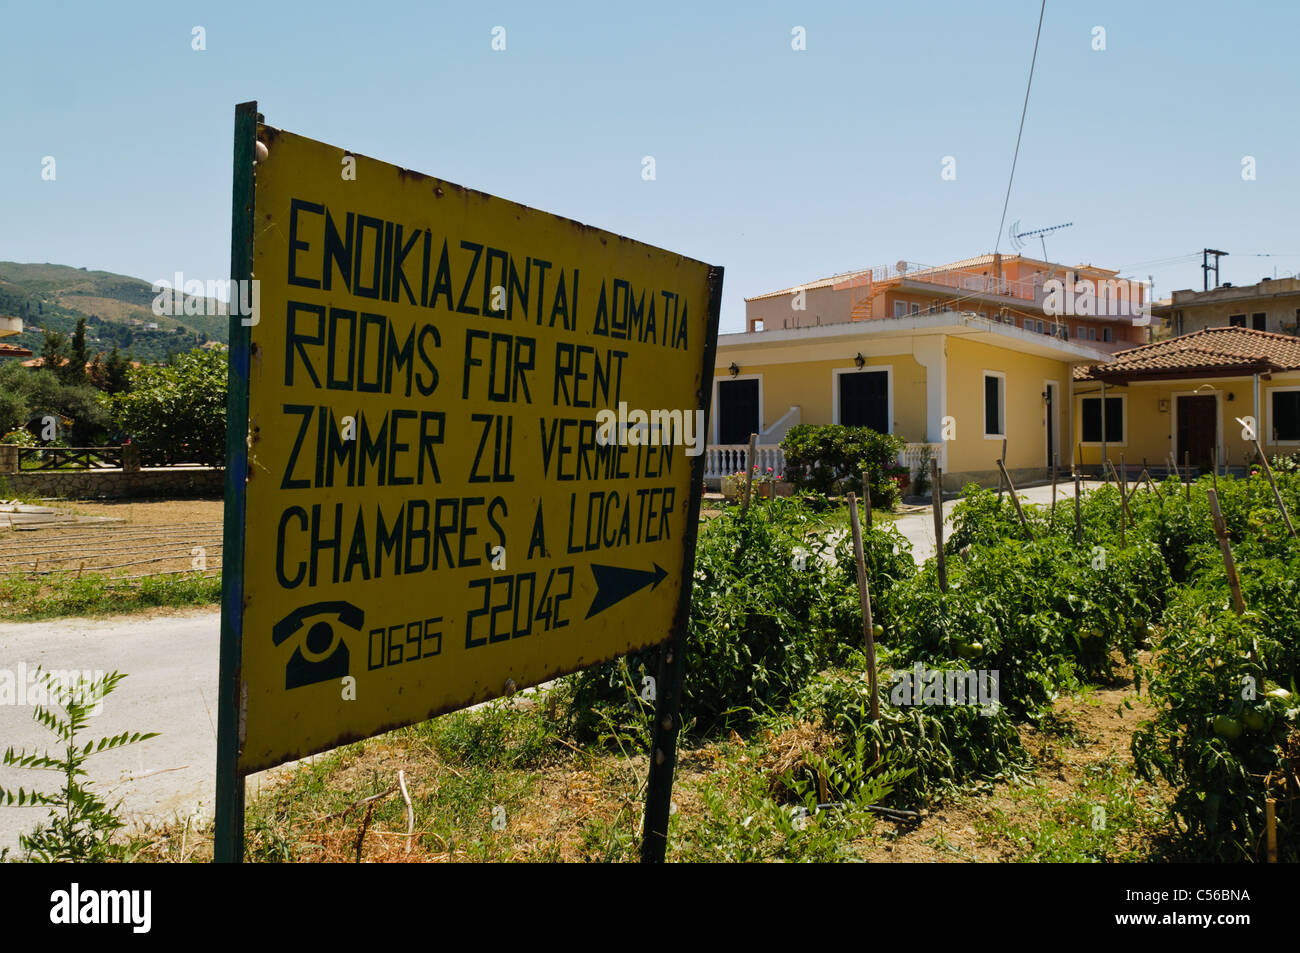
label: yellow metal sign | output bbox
[235,123,720,773]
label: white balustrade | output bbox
[704,444,786,483]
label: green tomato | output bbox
[1212,715,1243,740]
[1241,708,1270,732]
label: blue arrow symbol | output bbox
[585,562,669,619]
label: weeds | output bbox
[1,669,158,861]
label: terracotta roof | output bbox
[1075,326,1300,381]
[19,354,142,369]
[0,342,33,358]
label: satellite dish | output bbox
[896,260,909,274]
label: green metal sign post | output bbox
[214,101,257,863]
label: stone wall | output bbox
[0,467,224,500]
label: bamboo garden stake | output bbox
[847,493,880,727]
[997,459,1028,529]
[1074,474,1083,545]
[931,458,947,593]
[1207,489,1245,615]
[742,432,758,513]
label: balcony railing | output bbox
[898,265,1038,302]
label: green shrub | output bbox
[1133,543,1300,862]
[102,348,227,465]
[780,425,907,508]
[567,497,914,740]
[0,361,111,445]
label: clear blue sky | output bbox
[3,0,1298,332]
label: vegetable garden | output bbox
[121,464,1299,863]
[570,465,1299,862]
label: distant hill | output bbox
[0,262,231,364]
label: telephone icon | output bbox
[271,601,363,689]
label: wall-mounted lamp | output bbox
[854,353,866,369]
[728,362,740,378]
[1226,392,1235,402]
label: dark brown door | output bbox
[1176,395,1217,469]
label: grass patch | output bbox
[975,755,1170,862]
[0,570,220,620]
[131,694,915,864]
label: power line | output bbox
[993,0,1048,256]
[1112,253,1201,270]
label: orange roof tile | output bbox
[1075,326,1300,380]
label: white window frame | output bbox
[832,364,894,433]
[982,370,1006,439]
[910,302,921,316]
[1077,392,1128,447]
[1267,385,1300,446]
[893,301,909,318]
[711,373,764,445]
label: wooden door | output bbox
[1176,395,1217,469]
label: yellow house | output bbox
[707,312,1113,492]
[1072,327,1300,475]
[0,311,28,361]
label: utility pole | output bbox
[1202,249,1228,291]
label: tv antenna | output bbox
[1008,221,1074,262]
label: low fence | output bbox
[703,444,786,483]
[0,445,222,500]
[704,441,943,492]
[900,442,942,477]
[14,445,126,471]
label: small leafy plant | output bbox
[780,424,906,508]
[1,669,158,861]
